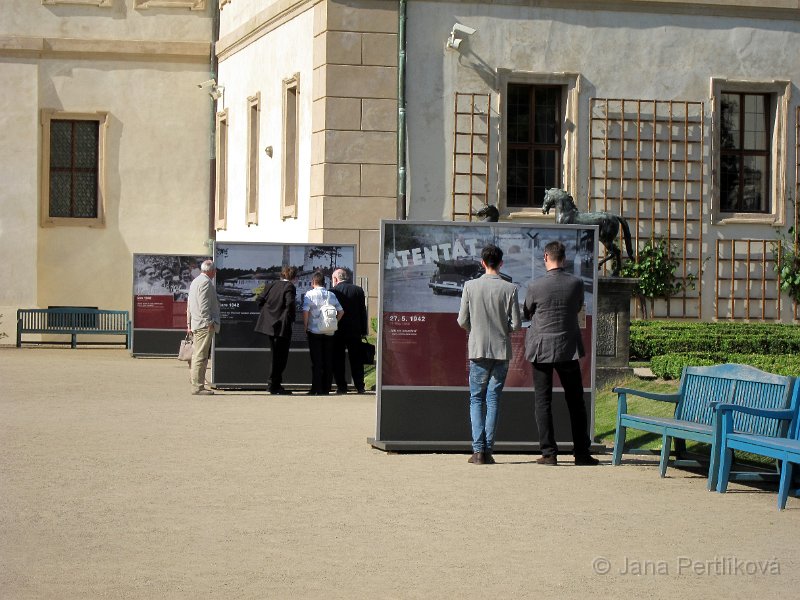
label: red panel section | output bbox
[134,295,175,329]
[382,312,592,389]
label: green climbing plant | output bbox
[620,238,697,317]
[772,226,800,304]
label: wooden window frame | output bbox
[281,73,300,220]
[496,70,580,220]
[719,92,771,214]
[246,93,260,226]
[215,109,229,230]
[710,78,790,225]
[505,83,563,209]
[40,110,108,228]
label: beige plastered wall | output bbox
[0,1,214,343]
[214,4,315,245]
[216,0,399,318]
[405,0,800,322]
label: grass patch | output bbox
[363,334,377,391]
[594,375,679,451]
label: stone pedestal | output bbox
[596,277,639,386]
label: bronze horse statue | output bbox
[542,188,634,276]
[472,204,500,222]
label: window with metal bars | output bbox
[506,84,562,208]
[719,92,771,213]
[48,119,100,219]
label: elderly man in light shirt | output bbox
[187,259,221,395]
[457,244,521,465]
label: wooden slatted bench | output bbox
[611,364,796,490]
[16,307,131,349]
[715,387,800,509]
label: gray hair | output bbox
[333,268,350,282]
[201,259,216,273]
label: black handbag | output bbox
[361,339,376,365]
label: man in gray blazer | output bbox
[524,240,598,466]
[457,244,522,465]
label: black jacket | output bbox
[331,281,368,337]
[254,279,296,338]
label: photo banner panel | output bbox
[213,242,356,388]
[375,221,597,449]
[132,253,211,355]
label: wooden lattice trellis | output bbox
[589,98,704,318]
[715,240,781,320]
[451,93,490,221]
[795,106,800,319]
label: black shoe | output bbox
[355,388,366,394]
[574,454,600,466]
[336,388,348,395]
[536,454,558,466]
[483,452,496,465]
[270,388,292,396]
[468,452,485,465]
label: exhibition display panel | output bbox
[131,253,210,356]
[372,221,598,452]
[212,242,356,389]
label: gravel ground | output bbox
[1,347,797,599]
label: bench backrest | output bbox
[677,364,795,437]
[18,308,130,333]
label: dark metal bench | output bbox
[16,307,131,349]
[612,364,796,491]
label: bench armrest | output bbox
[713,403,795,422]
[612,387,681,404]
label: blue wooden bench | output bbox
[16,307,131,349]
[715,386,800,509]
[612,364,796,490]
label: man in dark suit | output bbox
[254,266,299,395]
[330,268,368,394]
[524,240,598,466]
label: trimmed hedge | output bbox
[630,320,800,360]
[650,352,800,380]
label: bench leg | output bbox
[612,425,626,465]
[716,448,734,493]
[71,333,77,349]
[707,441,720,492]
[778,461,793,511]
[659,434,671,478]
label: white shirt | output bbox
[302,287,343,335]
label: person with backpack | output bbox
[302,271,344,395]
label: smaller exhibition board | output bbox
[212,241,356,389]
[371,220,599,453]
[131,253,210,356]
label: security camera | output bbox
[197,79,217,89]
[452,23,476,36]
[446,23,477,51]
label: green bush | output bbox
[630,320,800,360]
[650,352,800,380]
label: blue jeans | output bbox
[469,359,509,453]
